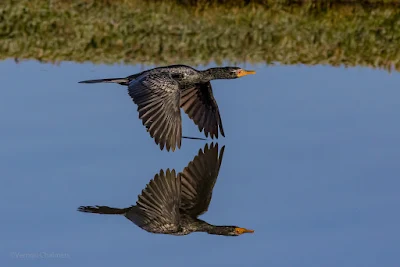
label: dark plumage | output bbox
[79,65,256,151]
[78,143,254,236]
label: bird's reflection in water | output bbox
[78,143,254,236]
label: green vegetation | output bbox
[1,0,400,72]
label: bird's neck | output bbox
[200,68,229,81]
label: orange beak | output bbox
[237,69,256,77]
[235,227,255,234]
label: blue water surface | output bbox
[1,59,399,267]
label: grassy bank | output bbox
[1,0,400,71]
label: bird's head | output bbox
[228,67,257,79]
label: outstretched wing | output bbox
[128,73,182,151]
[180,82,225,139]
[179,143,225,217]
[125,169,181,234]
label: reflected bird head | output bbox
[220,226,255,236]
[234,227,255,236]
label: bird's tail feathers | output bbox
[78,205,131,215]
[78,78,129,85]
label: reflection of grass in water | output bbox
[1,1,400,72]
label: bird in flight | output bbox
[78,143,254,236]
[79,65,256,151]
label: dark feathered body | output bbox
[118,65,238,86]
[129,214,208,236]
[79,65,255,151]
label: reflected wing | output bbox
[125,169,181,234]
[180,82,224,139]
[179,143,225,217]
[128,73,182,151]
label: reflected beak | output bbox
[237,69,256,77]
[236,227,255,234]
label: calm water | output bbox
[1,60,400,267]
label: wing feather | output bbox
[180,82,224,139]
[179,143,225,217]
[125,169,181,234]
[128,73,182,151]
